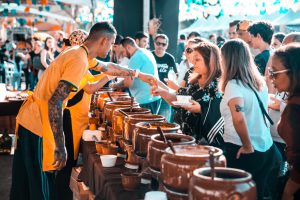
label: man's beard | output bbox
[126,49,131,59]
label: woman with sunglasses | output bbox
[165,37,205,91]
[271,44,300,200]
[219,39,281,199]
[152,41,224,147]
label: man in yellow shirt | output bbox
[10,22,156,200]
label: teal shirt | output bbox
[128,49,160,104]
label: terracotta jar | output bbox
[161,145,226,193]
[121,172,141,191]
[103,101,139,126]
[123,114,165,144]
[133,122,180,157]
[147,134,195,172]
[100,96,133,111]
[124,144,141,166]
[97,91,129,111]
[189,167,257,200]
[112,108,151,137]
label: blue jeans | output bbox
[158,99,172,122]
[140,99,162,115]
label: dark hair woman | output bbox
[271,44,300,200]
[152,41,224,147]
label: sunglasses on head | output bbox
[185,47,193,54]
[155,41,167,47]
[268,68,290,80]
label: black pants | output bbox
[224,142,282,200]
[52,109,77,200]
[10,125,50,200]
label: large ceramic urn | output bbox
[97,91,129,111]
[112,108,151,137]
[189,167,257,200]
[103,101,139,126]
[123,114,165,144]
[133,122,180,157]
[147,133,195,172]
[161,145,226,193]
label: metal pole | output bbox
[143,0,150,32]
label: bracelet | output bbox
[134,69,140,78]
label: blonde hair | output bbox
[219,39,264,92]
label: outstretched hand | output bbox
[52,146,67,170]
[180,100,202,113]
[138,72,157,87]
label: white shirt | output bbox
[220,79,273,152]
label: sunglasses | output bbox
[268,68,290,79]
[185,47,193,54]
[155,41,167,47]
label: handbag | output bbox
[247,83,274,126]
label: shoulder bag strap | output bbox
[247,83,274,125]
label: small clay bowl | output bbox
[121,172,141,191]
[101,144,118,155]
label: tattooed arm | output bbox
[228,97,254,158]
[93,60,157,86]
[83,76,110,94]
[48,81,73,170]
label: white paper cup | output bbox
[176,95,192,103]
[144,191,167,200]
[100,155,117,167]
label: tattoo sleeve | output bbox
[235,104,245,112]
[95,60,135,77]
[48,81,73,150]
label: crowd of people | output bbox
[3,19,300,200]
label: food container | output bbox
[133,122,180,157]
[112,107,151,136]
[123,114,165,144]
[100,155,117,167]
[147,133,195,172]
[161,145,226,193]
[103,101,139,126]
[121,172,141,191]
[189,167,256,200]
[97,91,129,110]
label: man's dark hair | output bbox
[229,20,240,28]
[87,21,117,40]
[273,32,286,43]
[114,34,124,45]
[155,34,169,44]
[180,34,186,40]
[121,37,136,47]
[187,31,201,40]
[134,31,148,40]
[248,21,274,45]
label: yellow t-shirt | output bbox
[16,46,90,171]
[65,71,107,160]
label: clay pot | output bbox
[133,122,180,157]
[124,144,141,166]
[161,145,226,193]
[189,167,257,200]
[103,101,139,126]
[163,186,189,200]
[123,114,165,144]
[97,91,129,111]
[147,134,195,172]
[101,143,118,155]
[112,108,151,137]
[121,172,141,191]
[95,140,108,154]
[100,96,133,111]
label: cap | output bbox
[69,29,88,46]
[238,20,252,31]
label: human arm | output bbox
[40,49,49,69]
[180,100,202,113]
[228,97,254,158]
[151,86,177,104]
[48,81,73,170]
[164,78,181,91]
[83,75,110,94]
